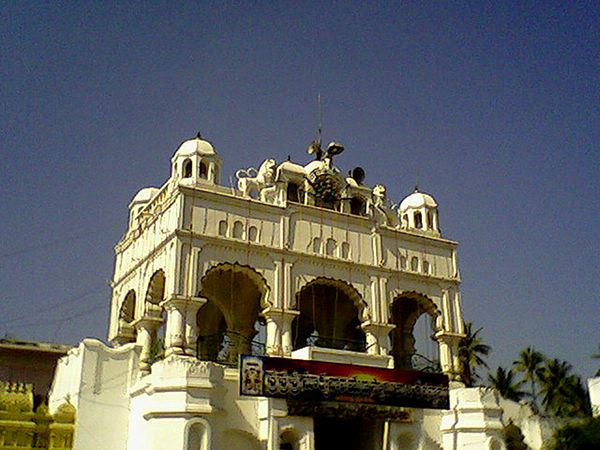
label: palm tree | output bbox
[458,322,492,386]
[513,347,544,411]
[539,358,591,417]
[488,366,526,402]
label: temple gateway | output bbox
[49,134,553,449]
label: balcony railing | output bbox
[196,331,265,366]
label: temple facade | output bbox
[49,134,539,449]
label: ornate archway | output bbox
[293,278,367,352]
[197,263,269,361]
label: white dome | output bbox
[399,190,438,211]
[172,136,216,159]
[130,187,159,207]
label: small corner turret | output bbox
[398,187,441,236]
[171,132,222,186]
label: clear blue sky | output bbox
[1,2,598,378]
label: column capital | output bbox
[160,294,207,310]
[434,330,465,343]
[132,316,163,332]
[262,307,300,321]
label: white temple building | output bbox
[48,133,561,449]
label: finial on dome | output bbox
[414,169,420,192]
[196,132,202,139]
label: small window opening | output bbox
[183,159,193,178]
[411,256,419,271]
[400,255,407,269]
[350,197,366,216]
[326,238,336,256]
[312,237,322,253]
[423,260,430,274]
[287,182,301,203]
[248,226,258,242]
[218,220,228,237]
[233,221,244,239]
[341,242,350,259]
[199,161,208,179]
[427,211,433,229]
[402,214,408,227]
[414,212,423,229]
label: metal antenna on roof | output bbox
[317,93,323,147]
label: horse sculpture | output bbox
[236,159,277,199]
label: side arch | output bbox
[389,291,441,370]
[145,269,166,305]
[119,290,136,323]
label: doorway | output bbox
[313,417,383,450]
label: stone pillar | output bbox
[361,321,395,356]
[263,308,300,357]
[183,297,207,356]
[133,316,163,373]
[435,331,464,381]
[161,296,208,357]
[441,387,505,449]
[160,297,185,357]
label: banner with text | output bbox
[239,355,449,410]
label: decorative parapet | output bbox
[0,380,74,449]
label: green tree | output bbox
[458,322,491,387]
[488,367,526,402]
[513,346,544,411]
[548,417,600,449]
[539,358,591,417]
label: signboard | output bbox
[239,355,449,410]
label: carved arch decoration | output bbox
[198,262,271,309]
[389,291,441,370]
[293,277,368,352]
[293,276,366,314]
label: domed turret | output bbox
[128,187,159,228]
[399,188,440,236]
[171,133,221,185]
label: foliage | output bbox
[538,358,591,418]
[488,367,526,402]
[458,322,491,387]
[512,346,544,412]
[503,420,528,450]
[548,418,600,449]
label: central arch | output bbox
[292,278,367,352]
[389,291,440,370]
[196,263,269,362]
